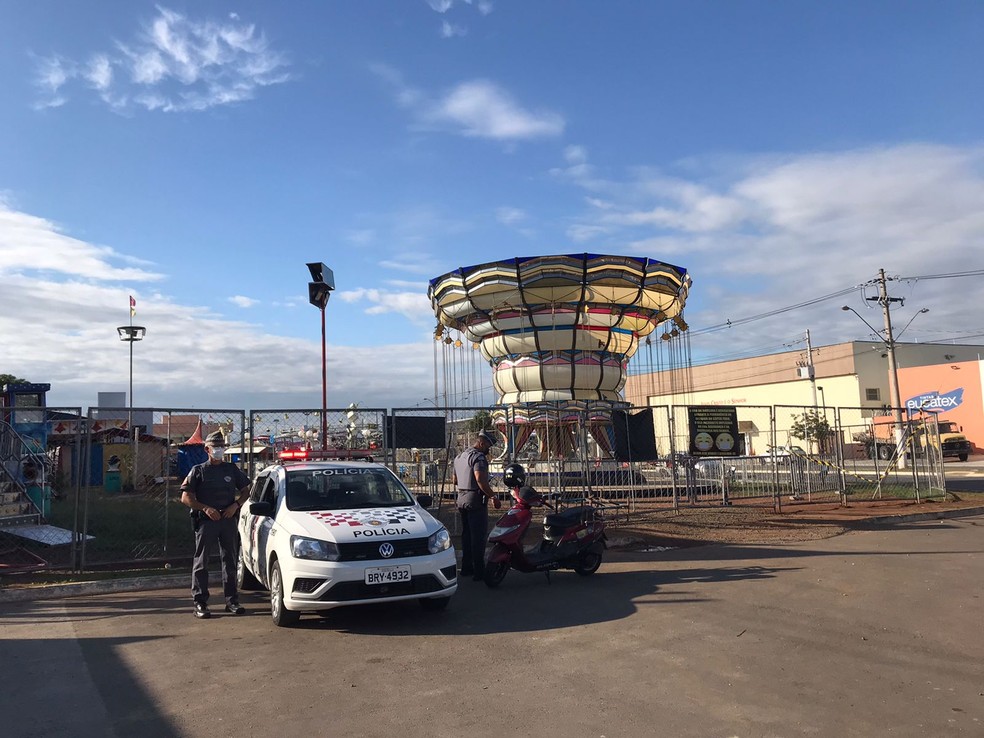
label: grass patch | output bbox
[9,488,197,568]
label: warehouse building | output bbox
[624,341,984,454]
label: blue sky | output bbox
[1,1,982,410]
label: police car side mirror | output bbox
[249,501,274,517]
[415,494,433,508]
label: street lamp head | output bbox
[919,308,929,314]
[308,282,331,309]
[306,262,335,290]
[306,262,333,452]
[117,325,146,341]
[840,306,850,311]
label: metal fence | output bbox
[0,402,954,572]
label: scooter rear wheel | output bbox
[574,550,602,576]
[483,560,509,588]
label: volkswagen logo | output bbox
[379,542,395,558]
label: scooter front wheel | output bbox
[484,559,509,588]
[573,550,602,576]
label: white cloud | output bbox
[0,203,439,410]
[427,0,454,12]
[32,6,291,113]
[555,142,984,358]
[345,229,376,245]
[469,0,494,15]
[83,55,113,91]
[565,145,587,165]
[336,288,433,324]
[440,21,467,38]
[496,206,526,225]
[229,295,259,308]
[0,201,163,281]
[373,67,563,142]
[550,144,598,185]
[378,259,442,275]
[427,80,564,140]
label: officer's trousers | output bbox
[192,516,238,604]
[457,503,489,575]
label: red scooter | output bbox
[483,464,607,588]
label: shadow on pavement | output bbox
[0,636,180,738]
[291,563,794,636]
[0,594,188,624]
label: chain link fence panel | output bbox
[2,399,957,575]
[77,407,245,569]
[831,407,946,502]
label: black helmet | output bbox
[502,462,526,488]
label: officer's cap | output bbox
[204,430,226,446]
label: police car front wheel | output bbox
[270,560,300,627]
[237,545,262,591]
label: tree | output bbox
[467,410,492,433]
[789,410,832,451]
[0,373,28,388]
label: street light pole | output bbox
[117,324,146,488]
[320,303,327,449]
[307,262,335,451]
[116,326,146,427]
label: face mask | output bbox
[208,447,226,460]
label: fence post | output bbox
[69,412,84,572]
[771,406,781,514]
[834,408,848,504]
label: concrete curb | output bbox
[857,505,984,527]
[0,573,188,603]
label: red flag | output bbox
[129,295,136,318]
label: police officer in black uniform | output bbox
[180,430,251,619]
[452,430,501,580]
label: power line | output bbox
[898,269,984,281]
[686,269,984,337]
[687,286,859,336]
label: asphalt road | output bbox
[2,516,982,738]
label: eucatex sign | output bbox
[905,388,964,413]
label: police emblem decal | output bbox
[379,542,395,558]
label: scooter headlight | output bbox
[489,523,521,538]
[427,527,451,553]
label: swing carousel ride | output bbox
[428,253,692,460]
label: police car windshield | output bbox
[285,468,414,511]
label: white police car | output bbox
[237,461,457,626]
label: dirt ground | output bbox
[431,491,984,553]
[608,492,984,548]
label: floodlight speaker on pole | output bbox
[306,262,334,450]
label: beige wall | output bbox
[626,341,984,411]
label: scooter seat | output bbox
[544,506,595,529]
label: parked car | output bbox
[237,460,457,627]
[694,458,740,481]
[759,445,808,464]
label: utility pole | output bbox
[868,268,906,468]
[806,329,818,408]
